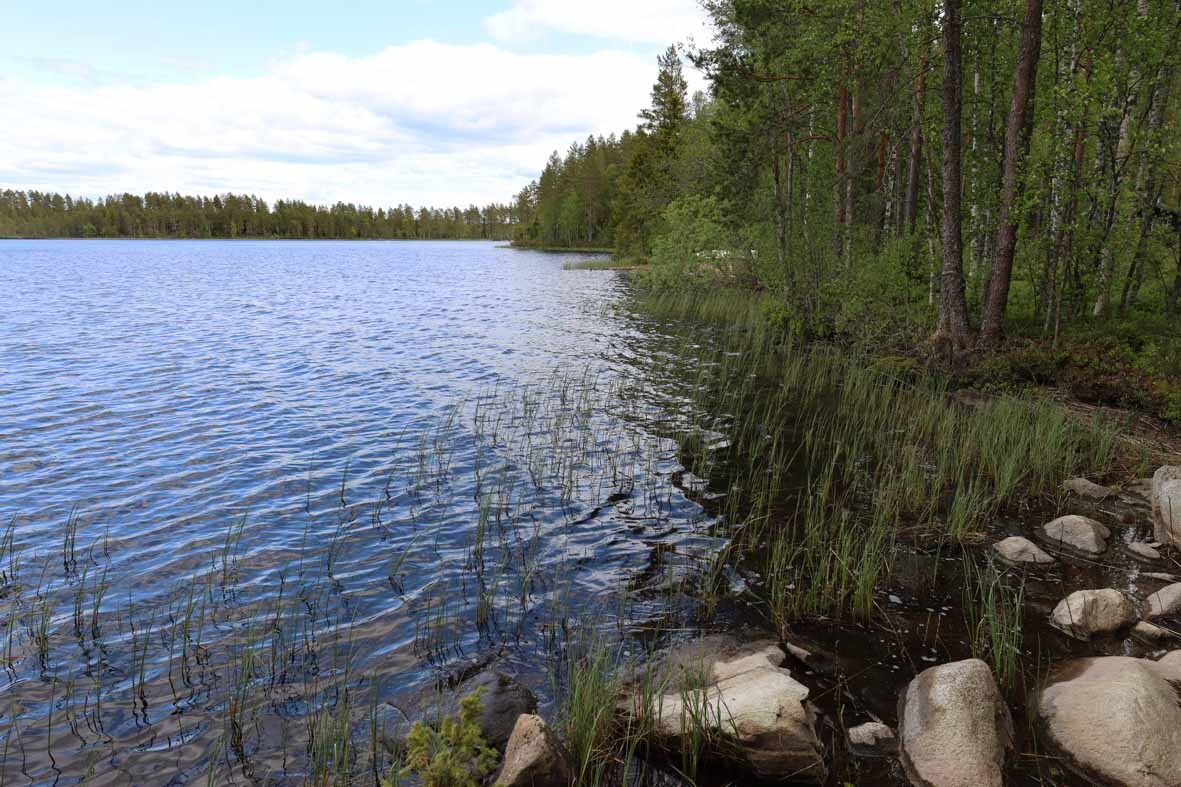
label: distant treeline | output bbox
[0,190,517,240]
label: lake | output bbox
[0,240,723,784]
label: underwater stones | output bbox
[1050,589,1138,640]
[627,638,826,782]
[1041,514,1110,555]
[1063,477,1114,500]
[1147,582,1181,619]
[1038,652,1181,787]
[1152,466,1181,548]
[847,721,896,755]
[495,714,574,787]
[993,536,1055,565]
[1131,621,1177,646]
[1127,541,1163,561]
[898,659,1012,787]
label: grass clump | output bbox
[390,687,498,787]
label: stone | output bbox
[1145,572,1180,582]
[628,638,826,781]
[391,669,538,754]
[1147,583,1181,619]
[1038,651,1181,787]
[898,659,1012,787]
[1127,542,1163,561]
[847,721,896,755]
[1050,589,1138,639]
[1152,466,1181,548]
[1131,621,1176,646]
[1063,478,1114,500]
[993,536,1054,565]
[1041,515,1110,555]
[495,714,573,787]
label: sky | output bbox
[0,0,712,207]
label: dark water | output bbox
[0,240,723,785]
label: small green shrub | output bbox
[389,688,498,787]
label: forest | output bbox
[0,190,516,241]
[512,0,1181,415]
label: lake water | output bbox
[0,240,722,784]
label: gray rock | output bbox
[1131,621,1176,646]
[1038,651,1181,787]
[1051,589,1138,640]
[1127,542,1163,561]
[391,669,538,754]
[993,536,1054,565]
[1147,583,1181,619]
[1063,478,1114,500]
[626,638,826,781]
[1144,572,1180,582]
[847,721,896,755]
[898,659,1012,787]
[1042,515,1110,555]
[1152,466,1181,548]
[495,714,573,787]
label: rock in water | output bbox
[495,714,573,787]
[898,659,1012,787]
[1063,477,1114,500]
[628,638,826,781]
[1147,583,1181,619]
[1153,466,1181,548]
[1041,515,1110,555]
[1050,589,1139,640]
[847,721,896,755]
[1127,541,1163,562]
[389,669,538,755]
[993,536,1054,565]
[1038,652,1181,787]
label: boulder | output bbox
[1041,515,1110,555]
[993,536,1054,566]
[1050,589,1138,640]
[898,659,1012,787]
[1038,652,1181,787]
[847,721,896,755]
[1063,478,1114,500]
[1147,583,1181,619]
[1153,466,1181,548]
[1131,621,1176,646]
[495,714,573,787]
[627,637,826,781]
[386,669,538,754]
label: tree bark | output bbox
[979,0,1045,346]
[935,0,971,347]
[833,85,849,259]
[903,51,925,234]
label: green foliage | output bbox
[391,688,498,787]
[643,195,746,289]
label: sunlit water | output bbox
[0,240,723,785]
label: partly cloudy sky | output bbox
[1,0,711,207]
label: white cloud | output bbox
[485,0,710,46]
[0,41,664,206]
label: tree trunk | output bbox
[833,85,849,259]
[903,52,925,234]
[979,0,1045,346]
[935,0,971,347]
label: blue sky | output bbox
[0,0,710,206]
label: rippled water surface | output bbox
[0,240,720,784]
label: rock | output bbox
[1131,621,1176,646]
[1147,583,1181,619]
[495,714,573,787]
[1042,515,1110,555]
[1050,589,1138,639]
[1152,466,1181,548]
[1038,652,1181,787]
[1063,478,1114,500]
[393,669,538,754]
[993,536,1054,565]
[847,721,896,755]
[627,638,826,781]
[898,659,1012,787]
[1127,541,1163,561]
[1144,572,1180,582]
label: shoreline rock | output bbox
[1152,466,1181,548]
[1050,589,1138,640]
[993,536,1055,566]
[898,659,1012,787]
[1041,515,1110,556]
[495,714,574,787]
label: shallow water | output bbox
[0,240,724,784]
